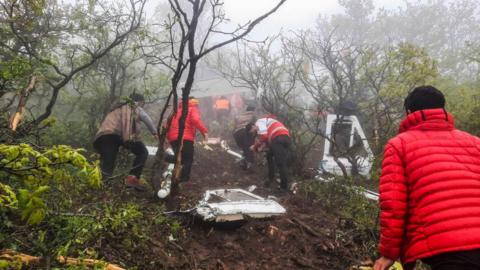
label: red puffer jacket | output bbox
[167,99,208,142]
[379,108,480,263]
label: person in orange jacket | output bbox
[213,96,230,125]
[165,97,208,182]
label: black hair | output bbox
[109,93,144,111]
[404,86,445,113]
[246,105,255,112]
[129,93,145,102]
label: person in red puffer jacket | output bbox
[374,86,480,270]
[165,97,208,182]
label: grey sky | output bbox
[146,0,408,40]
[224,0,407,39]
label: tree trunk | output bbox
[10,76,36,132]
[172,59,198,188]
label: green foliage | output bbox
[93,203,143,234]
[169,220,182,236]
[0,144,101,225]
[0,257,23,270]
[441,80,480,135]
[299,178,379,256]
[301,178,378,225]
[359,43,439,153]
[153,213,182,236]
[0,56,32,81]
[380,43,438,95]
[41,120,94,149]
[53,203,145,257]
[360,43,438,104]
[0,182,17,208]
[0,200,153,267]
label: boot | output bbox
[125,175,147,192]
[240,159,247,170]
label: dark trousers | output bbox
[267,135,292,190]
[216,109,229,124]
[422,249,480,270]
[93,134,148,180]
[233,128,254,164]
[164,140,194,182]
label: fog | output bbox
[4,1,480,268]
[145,0,413,40]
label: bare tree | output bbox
[285,29,368,177]
[213,36,282,102]
[213,36,323,175]
[0,0,146,140]
[147,0,287,194]
[359,43,438,153]
[294,28,437,177]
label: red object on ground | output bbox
[125,175,147,191]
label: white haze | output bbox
[145,0,412,40]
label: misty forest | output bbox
[1,0,480,269]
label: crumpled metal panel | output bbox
[195,189,286,222]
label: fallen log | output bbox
[0,249,41,265]
[57,256,124,270]
[0,249,124,270]
[290,218,325,238]
[291,256,314,268]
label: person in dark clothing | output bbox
[233,105,256,170]
[265,135,292,189]
[421,250,480,270]
[163,140,195,182]
[248,116,292,191]
[93,93,157,191]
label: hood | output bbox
[399,108,455,133]
[179,98,199,108]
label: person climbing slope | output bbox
[94,93,157,191]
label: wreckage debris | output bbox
[165,189,286,225]
[196,189,287,222]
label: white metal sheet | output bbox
[195,189,287,222]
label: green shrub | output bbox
[0,144,101,225]
[299,177,380,257]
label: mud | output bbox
[100,143,369,270]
